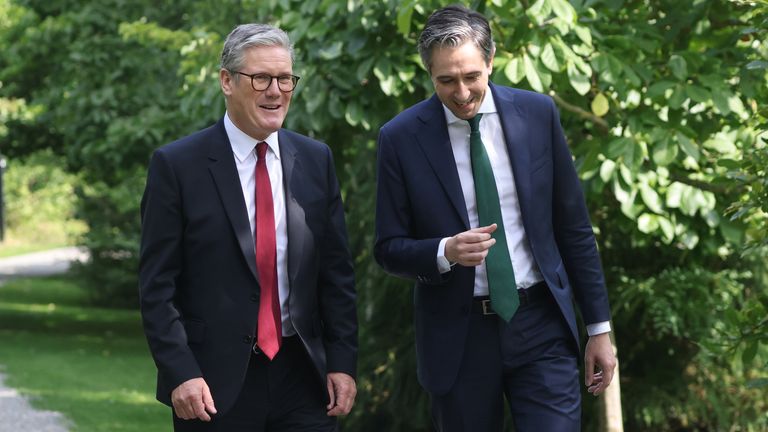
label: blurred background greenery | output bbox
[0,0,766,430]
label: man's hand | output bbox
[444,224,498,267]
[171,377,217,421]
[584,332,617,396]
[326,372,356,416]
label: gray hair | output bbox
[220,24,294,75]
[417,5,495,73]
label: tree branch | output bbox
[549,91,610,133]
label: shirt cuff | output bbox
[436,237,452,274]
[586,321,611,336]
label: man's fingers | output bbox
[585,357,595,386]
[171,378,215,421]
[192,397,211,422]
[326,373,357,417]
[602,364,615,388]
[202,383,217,415]
[326,379,336,410]
[472,223,497,234]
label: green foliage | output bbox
[610,266,768,430]
[1,150,86,246]
[1,0,767,430]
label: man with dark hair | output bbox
[140,23,357,431]
[375,5,616,431]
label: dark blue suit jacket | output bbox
[139,119,357,414]
[374,83,610,395]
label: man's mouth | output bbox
[260,105,281,111]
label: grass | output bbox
[0,275,169,431]
[0,239,68,258]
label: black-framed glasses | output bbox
[231,71,301,92]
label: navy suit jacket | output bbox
[139,119,357,414]
[374,83,610,395]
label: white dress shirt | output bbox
[225,112,295,336]
[436,89,610,336]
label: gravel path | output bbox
[0,372,72,432]
[0,247,88,432]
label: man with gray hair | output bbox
[140,23,357,431]
[375,5,615,431]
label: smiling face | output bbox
[220,45,293,141]
[429,42,494,120]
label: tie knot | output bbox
[256,142,268,159]
[467,113,483,133]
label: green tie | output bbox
[468,114,519,322]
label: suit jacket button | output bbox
[461,305,469,315]
[243,335,253,344]
[250,295,258,302]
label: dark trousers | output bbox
[173,336,337,432]
[431,285,581,432]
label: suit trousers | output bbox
[430,286,581,432]
[173,336,337,432]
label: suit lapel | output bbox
[277,131,304,286]
[207,119,259,282]
[491,84,532,218]
[415,95,471,229]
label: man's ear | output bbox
[220,68,233,96]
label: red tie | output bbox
[255,142,281,359]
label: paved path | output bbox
[0,247,88,432]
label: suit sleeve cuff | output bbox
[436,237,452,274]
[586,321,611,336]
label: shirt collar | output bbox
[224,111,280,162]
[443,85,497,125]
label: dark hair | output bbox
[417,5,495,72]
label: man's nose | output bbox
[264,77,281,96]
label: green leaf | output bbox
[638,213,659,233]
[676,132,700,161]
[524,53,543,92]
[505,57,525,84]
[396,0,415,36]
[612,177,632,204]
[540,43,560,72]
[666,182,687,208]
[668,84,687,109]
[639,183,664,214]
[686,85,711,104]
[658,216,675,241]
[652,137,679,166]
[728,95,748,119]
[647,81,676,99]
[668,55,687,80]
[599,159,616,182]
[550,0,576,23]
[591,92,609,117]
[567,61,590,95]
[746,60,768,70]
[742,340,758,365]
[573,25,592,48]
[318,41,343,60]
[607,137,632,160]
[526,0,552,25]
[711,88,731,115]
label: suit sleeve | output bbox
[317,146,358,378]
[138,150,202,395]
[373,127,445,284]
[548,99,611,325]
